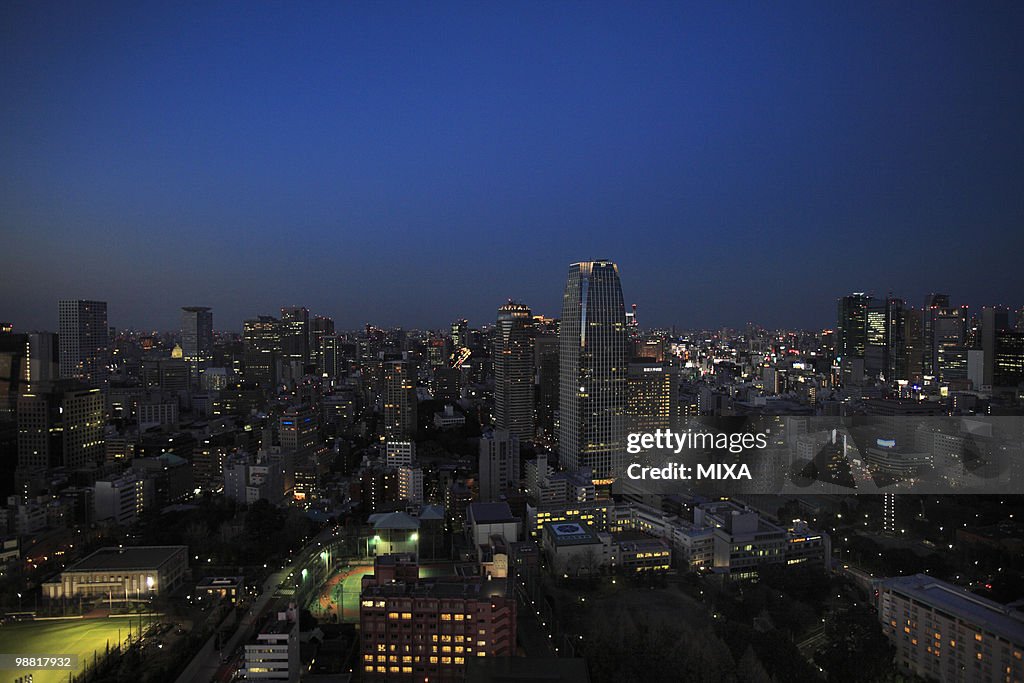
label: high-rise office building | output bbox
[280,405,320,456]
[27,332,58,387]
[558,260,627,479]
[923,293,952,376]
[280,306,311,368]
[931,307,967,382]
[384,361,417,441]
[479,429,520,502]
[243,316,282,386]
[58,300,109,387]
[901,308,925,383]
[311,315,334,371]
[993,329,1024,389]
[450,318,468,350]
[865,297,905,381]
[180,306,213,385]
[981,307,1011,388]
[534,333,559,446]
[626,362,678,434]
[493,300,535,443]
[17,381,104,470]
[836,293,870,361]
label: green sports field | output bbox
[0,618,133,683]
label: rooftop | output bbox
[880,574,1024,644]
[469,502,518,525]
[369,511,420,531]
[66,545,186,572]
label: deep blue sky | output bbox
[2,1,1023,333]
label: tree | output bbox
[815,605,895,683]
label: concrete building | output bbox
[181,306,213,385]
[43,545,188,601]
[397,466,424,505]
[384,361,417,441]
[94,472,150,526]
[479,430,520,502]
[468,502,520,548]
[877,573,1024,683]
[493,301,535,442]
[17,382,104,470]
[359,556,516,681]
[243,608,300,681]
[58,299,109,387]
[559,260,628,478]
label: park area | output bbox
[0,618,130,683]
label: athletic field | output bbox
[0,618,132,683]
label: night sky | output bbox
[2,2,1023,333]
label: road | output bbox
[182,525,343,683]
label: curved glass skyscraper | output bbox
[558,260,628,479]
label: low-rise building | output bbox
[359,555,516,681]
[43,545,188,601]
[877,573,1024,683]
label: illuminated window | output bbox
[388,612,400,620]
[442,656,452,664]
[429,656,438,664]
[455,656,465,664]
[441,613,452,621]
[377,644,386,652]
[402,612,412,620]
[363,654,373,662]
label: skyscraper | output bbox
[865,297,904,381]
[311,315,334,371]
[243,315,282,386]
[836,293,870,361]
[280,306,310,369]
[534,333,559,447]
[17,381,104,470]
[450,318,468,350]
[493,300,535,442]
[58,300,109,387]
[384,360,417,441]
[181,306,213,385]
[558,260,627,479]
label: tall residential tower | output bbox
[493,300,535,442]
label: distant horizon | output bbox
[5,285,1022,338]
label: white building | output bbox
[397,466,424,504]
[244,609,300,681]
[877,573,1024,683]
[94,473,150,526]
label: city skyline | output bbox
[3,282,1022,338]
[3,3,1024,331]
